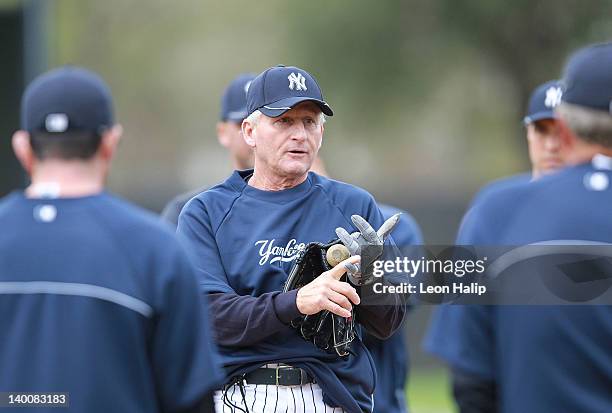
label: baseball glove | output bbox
[283,214,401,357]
[283,240,355,357]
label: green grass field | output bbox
[406,368,455,413]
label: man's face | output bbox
[526,118,565,178]
[218,121,254,169]
[250,102,323,178]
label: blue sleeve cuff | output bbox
[273,289,302,324]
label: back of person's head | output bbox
[20,66,115,160]
[219,73,256,123]
[557,42,612,147]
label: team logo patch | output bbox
[45,113,69,133]
[544,86,562,108]
[584,172,609,191]
[34,204,57,223]
[255,238,306,265]
[288,72,307,91]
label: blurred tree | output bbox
[283,0,612,144]
[282,1,443,117]
[38,0,612,231]
[437,0,612,115]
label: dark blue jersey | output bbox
[470,172,532,205]
[457,172,532,235]
[177,170,405,413]
[161,187,206,227]
[424,174,534,380]
[367,204,422,413]
[0,191,224,413]
[425,158,612,413]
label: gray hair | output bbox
[244,109,326,128]
[556,102,612,147]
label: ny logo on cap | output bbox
[45,113,69,133]
[545,87,563,108]
[288,72,307,91]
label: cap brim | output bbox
[259,97,334,117]
[224,109,248,122]
[523,110,556,125]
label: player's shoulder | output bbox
[532,162,603,193]
[310,172,376,204]
[379,201,421,228]
[309,172,384,227]
[478,163,596,212]
[378,203,418,223]
[471,172,532,207]
[0,192,21,217]
[180,170,246,219]
[460,175,535,243]
[0,191,170,240]
[98,192,179,244]
[378,203,404,217]
[475,170,546,208]
[162,187,206,215]
[460,163,607,244]
[470,176,533,218]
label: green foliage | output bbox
[437,0,612,92]
[46,0,612,211]
[408,367,454,413]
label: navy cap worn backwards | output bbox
[21,66,114,135]
[523,80,562,125]
[220,73,256,122]
[561,42,612,113]
[246,65,333,118]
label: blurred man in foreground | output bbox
[0,67,223,413]
[426,43,612,413]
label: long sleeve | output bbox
[452,368,499,413]
[207,290,302,347]
[355,275,406,339]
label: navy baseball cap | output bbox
[21,66,114,135]
[561,42,612,113]
[523,80,563,125]
[246,65,333,118]
[220,73,256,122]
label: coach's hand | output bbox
[335,214,400,285]
[296,255,361,318]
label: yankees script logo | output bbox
[255,238,307,265]
[288,72,307,91]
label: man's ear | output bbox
[99,125,123,161]
[525,124,534,142]
[12,130,34,175]
[217,122,230,148]
[241,119,256,148]
[318,124,324,150]
[556,118,576,149]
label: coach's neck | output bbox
[248,167,308,191]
